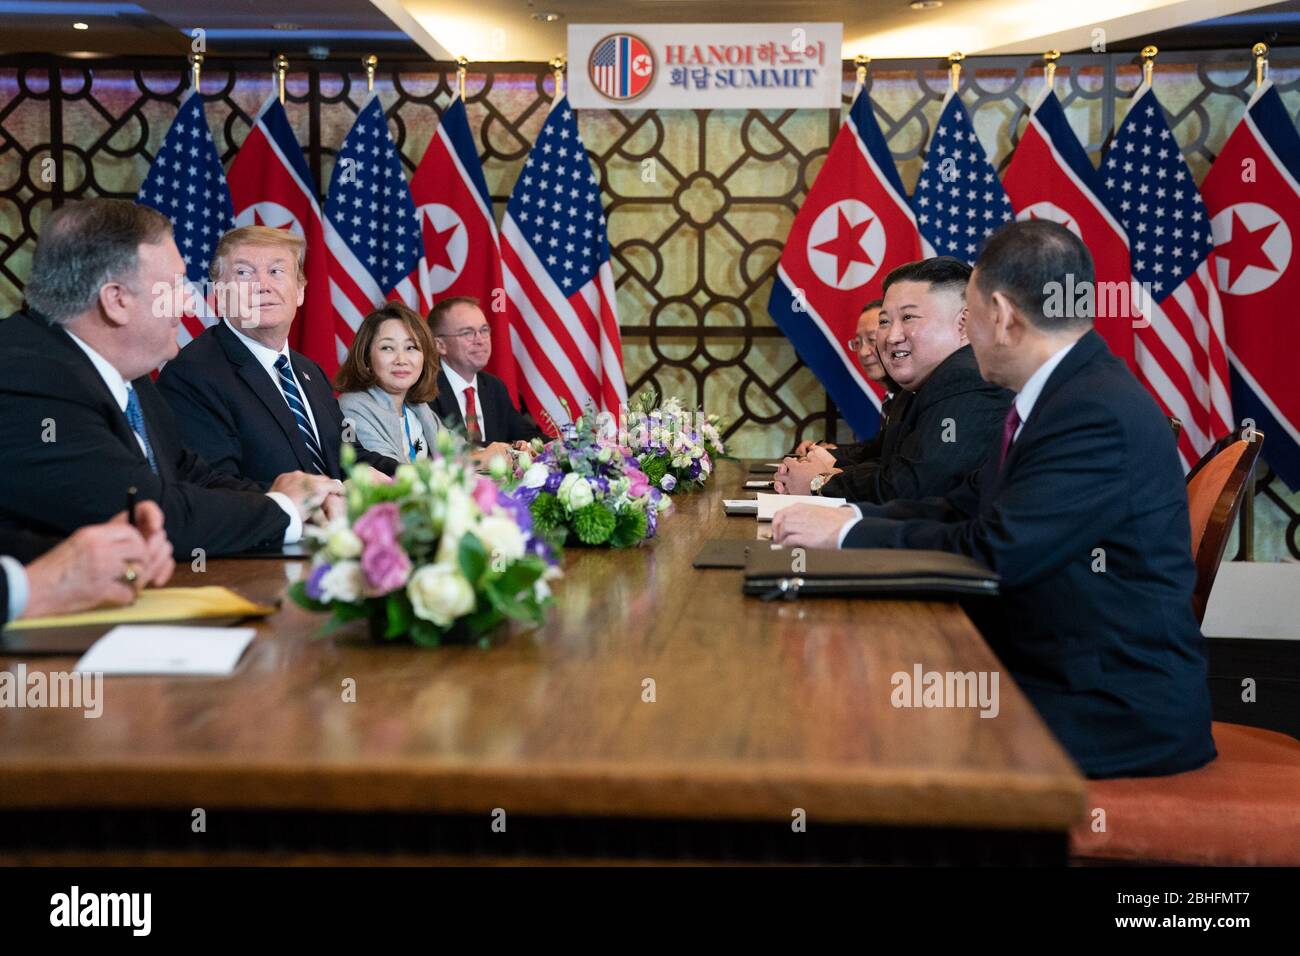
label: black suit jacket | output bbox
[430,368,544,444]
[844,331,1215,779]
[0,311,290,559]
[157,321,397,486]
[823,345,1012,504]
[827,391,906,469]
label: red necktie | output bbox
[463,385,482,443]
[998,404,1022,469]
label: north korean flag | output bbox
[1003,87,1136,372]
[226,94,337,375]
[398,95,519,407]
[1201,80,1300,488]
[767,88,923,438]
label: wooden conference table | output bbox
[0,459,1086,865]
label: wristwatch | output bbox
[809,473,833,495]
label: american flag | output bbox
[323,92,423,360]
[137,88,234,346]
[1103,85,1230,467]
[911,92,1013,263]
[501,95,626,429]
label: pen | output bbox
[127,485,137,527]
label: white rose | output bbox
[319,560,364,604]
[521,462,551,489]
[325,527,363,560]
[407,563,476,626]
[476,514,527,564]
[563,475,595,510]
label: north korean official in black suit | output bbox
[428,296,545,448]
[0,200,343,560]
[157,225,398,487]
[778,258,1012,503]
[773,221,1216,779]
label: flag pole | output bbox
[1141,45,1157,88]
[364,54,377,93]
[274,54,288,105]
[456,55,468,100]
[550,55,566,100]
[189,51,203,93]
[948,51,964,95]
[1253,42,1269,87]
[1043,49,1060,92]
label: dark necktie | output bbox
[463,385,482,443]
[274,354,327,475]
[123,387,159,474]
[998,403,1023,470]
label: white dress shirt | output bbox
[1,555,28,621]
[833,338,1081,549]
[441,362,485,439]
[223,319,322,443]
[66,329,302,544]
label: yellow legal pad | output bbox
[6,586,277,631]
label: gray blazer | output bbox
[339,385,444,463]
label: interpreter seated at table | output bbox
[772,220,1216,780]
[777,257,1012,503]
[157,225,399,486]
[792,298,899,466]
[427,296,544,449]
[0,199,342,558]
[335,303,513,474]
[2,503,174,627]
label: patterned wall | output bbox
[1,50,1299,558]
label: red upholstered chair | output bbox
[1070,428,1300,866]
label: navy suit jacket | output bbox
[844,330,1216,779]
[430,368,544,445]
[0,311,289,559]
[157,321,397,486]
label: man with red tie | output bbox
[428,296,544,450]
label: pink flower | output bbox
[353,502,400,546]
[625,467,650,498]
[361,539,411,595]
[472,477,499,514]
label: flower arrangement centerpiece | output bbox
[621,390,727,495]
[289,435,558,647]
[507,407,671,547]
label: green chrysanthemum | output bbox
[572,502,617,545]
[610,508,648,548]
[529,492,565,532]
[640,455,669,486]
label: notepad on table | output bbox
[74,625,256,676]
[756,492,847,521]
[5,586,277,631]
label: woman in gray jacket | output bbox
[336,303,446,463]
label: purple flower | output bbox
[353,502,401,546]
[661,474,678,492]
[305,562,331,600]
[590,476,610,497]
[645,504,658,538]
[361,540,411,596]
[544,471,564,494]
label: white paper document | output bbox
[756,492,847,521]
[74,626,256,676]
[723,499,759,514]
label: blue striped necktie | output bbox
[274,354,327,475]
[123,387,159,474]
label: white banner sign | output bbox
[568,23,843,110]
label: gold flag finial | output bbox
[948,51,964,93]
[1044,49,1060,89]
[1253,42,1269,86]
[854,53,870,88]
[189,52,203,91]
[273,54,289,104]
[456,55,469,99]
[550,55,566,99]
[363,54,378,93]
[1141,45,1157,87]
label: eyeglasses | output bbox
[846,336,874,351]
[436,326,492,342]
